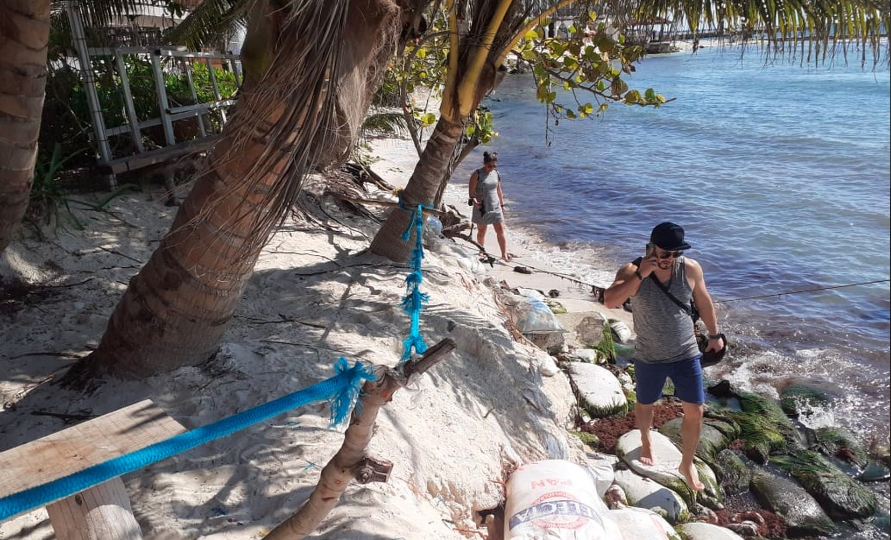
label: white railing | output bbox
[66,2,242,184]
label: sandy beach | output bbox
[0,133,629,539]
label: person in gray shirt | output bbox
[468,151,511,262]
[603,222,724,492]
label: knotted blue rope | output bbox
[0,359,376,522]
[399,201,430,362]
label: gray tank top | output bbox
[472,168,504,225]
[632,257,700,364]
[474,168,501,212]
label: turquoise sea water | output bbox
[453,43,891,440]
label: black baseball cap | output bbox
[650,222,692,251]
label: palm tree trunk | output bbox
[73,0,400,379]
[431,136,478,206]
[82,86,314,379]
[368,116,464,261]
[0,0,50,252]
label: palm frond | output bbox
[164,0,252,50]
[67,0,155,27]
[361,111,410,137]
[181,0,401,259]
[631,0,890,67]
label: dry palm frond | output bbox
[71,0,151,27]
[174,0,400,264]
[360,110,410,140]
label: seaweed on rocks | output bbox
[771,451,878,520]
[729,391,805,463]
[811,426,870,469]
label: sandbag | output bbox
[515,297,564,334]
[495,290,565,339]
[504,460,622,539]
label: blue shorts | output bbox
[634,355,705,405]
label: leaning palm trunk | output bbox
[368,116,465,261]
[71,0,401,379]
[370,0,518,262]
[0,0,50,252]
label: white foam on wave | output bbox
[721,345,889,438]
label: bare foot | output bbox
[502,254,512,262]
[678,462,704,491]
[639,444,654,466]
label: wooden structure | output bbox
[1,340,457,539]
[625,18,676,54]
[0,400,185,539]
[66,2,241,185]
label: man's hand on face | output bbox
[639,253,660,278]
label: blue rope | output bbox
[400,202,429,362]
[0,359,376,522]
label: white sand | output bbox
[0,135,626,539]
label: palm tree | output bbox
[0,0,425,381]
[369,0,560,261]
[0,1,51,251]
[62,0,417,379]
[368,0,889,262]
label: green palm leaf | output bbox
[164,0,251,49]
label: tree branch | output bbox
[265,338,456,539]
[495,0,578,66]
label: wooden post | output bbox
[265,338,456,539]
[46,477,142,540]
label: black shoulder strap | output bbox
[632,258,694,318]
[650,276,694,317]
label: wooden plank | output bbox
[0,400,185,502]
[99,136,219,175]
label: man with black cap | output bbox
[603,222,724,492]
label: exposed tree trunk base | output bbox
[58,352,105,394]
[265,338,456,539]
[369,203,416,262]
[441,222,470,236]
[369,117,465,262]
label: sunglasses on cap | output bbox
[647,243,683,259]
